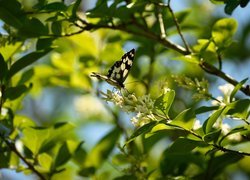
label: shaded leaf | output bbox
[5,85,29,100]
[0,53,8,81]
[203,129,221,143]
[8,49,52,78]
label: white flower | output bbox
[211,96,225,106]
[218,84,234,96]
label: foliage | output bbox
[0,0,250,179]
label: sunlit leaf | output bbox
[171,108,195,130]
[203,107,226,133]
[212,18,237,48]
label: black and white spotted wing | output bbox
[91,49,135,89]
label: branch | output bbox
[167,0,191,53]
[200,60,250,96]
[163,121,250,156]
[2,138,46,180]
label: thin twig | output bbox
[1,138,46,180]
[167,0,191,53]
[163,121,250,156]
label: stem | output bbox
[167,0,191,53]
[2,138,46,180]
[200,61,250,96]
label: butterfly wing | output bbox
[91,49,135,89]
[107,49,135,86]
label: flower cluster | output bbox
[212,83,235,106]
[101,90,156,127]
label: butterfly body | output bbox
[91,49,135,89]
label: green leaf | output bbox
[51,21,62,35]
[171,108,195,130]
[85,127,121,168]
[41,2,67,11]
[0,53,8,81]
[240,0,249,7]
[225,99,250,120]
[39,122,75,153]
[36,38,55,50]
[208,153,243,177]
[5,85,29,100]
[154,89,175,115]
[17,69,34,85]
[0,0,23,28]
[212,18,238,48]
[8,49,52,78]
[195,106,219,114]
[126,121,157,144]
[160,138,205,176]
[54,140,81,168]
[21,127,50,155]
[219,126,247,145]
[203,129,221,143]
[71,0,82,18]
[19,18,49,37]
[203,107,226,133]
[37,153,53,172]
[230,78,248,102]
[225,0,240,15]
[168,138,204,153]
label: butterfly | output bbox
[91,49,135,89]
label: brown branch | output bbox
[200,60,250,96]
[2,138,46,180]
[167,0,191,53]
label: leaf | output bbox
[230,78,248,102]
[195,106,219,114]
[0,53,8,81]
[160,138,205,176]
[19,18,49,37]
[71,0,82,18]
[17,69,34,85]
[0,0,23,28]
[37,153,53,172]
[225,99,250,120]
[219,126,247,145]
[41,2,67,11]
[203,129,221,143]
[85,127,121,168]
[203,107,226,134]
[21,127,50,155]
[126,121,157,144]
[51,21,62,35]
[212,18,238,48]
[208,153,243,177]
[154,89,175,115]
[54,140,82,168]
[36,38,55,50]
[224,0,240,15]
[171,108,195,130]
[5,85,29,100]
[8,49,52,78]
